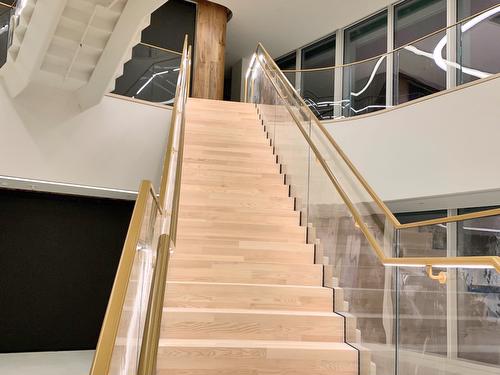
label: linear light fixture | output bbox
[0,175,137,195]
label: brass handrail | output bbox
[281,4,500,73]
[249,43,500,273]
[0,1,14,8]
[137,38,191,375]
[89,180,160,375]
[139,42,183,56]
[89,35,192,375]
[159,36,189,209]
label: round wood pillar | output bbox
[192,0,229,100]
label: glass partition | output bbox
[247,42,500,375]
[113,43,182,105]
[395,213,500,373]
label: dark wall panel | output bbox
[0,189,134,353]
[142,0,196,51]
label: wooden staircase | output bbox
[159,98,359,374]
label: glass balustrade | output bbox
[247,43,500,375]
[0,3,13,67]
[113,43,182,105]
[108,184,161,375]
[279,5,500,120]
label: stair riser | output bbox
[175,238,311,252]
[162,311,344,342]
[173,249,313,265]
[180,183,289,198]
[165,283,333,312]
[168,259,322,286]
[156,346,358,375]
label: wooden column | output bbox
[192,0,229,100]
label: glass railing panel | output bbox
[343,57,388,117]
[108,188,160,375]
[397,264,499,374]
[396,265,448,372]
[457,5,500,86]
[312,122,396,257]
[265,76,311,223]
[0,3,13,67]
[396,213,500,373]
[456,211,500,366]
[301,70,336,120]
[113,43,182,105]
[282,70,296,88]
[398,222,448,258]
[394,30,447,105]
[307,152,397,375]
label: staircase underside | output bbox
[160,98,359,375]
[0,0,165,110]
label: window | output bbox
[456,0,500,84]
[394,0,447,104]
[457,0,500,20]
[276,52,297,86]
[301,35,336,120]
[343,11,388,117]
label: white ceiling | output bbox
[216,0,394,68]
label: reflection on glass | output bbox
[109,190,160,375]
[396,210,448,257]
[276,52,296,86]
[394,0,446,104]
[248,44,500,375]
[113,43,181,104]
[301,35,335,120]
[343,11,387,117]
[457,207,500,366]
[457,3,500,85]
[0,5,12,67]
[458,0,500,20]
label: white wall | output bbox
[0,83,171,196]
[0,350,93,375]
[324,76,500,207]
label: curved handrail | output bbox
[280,4,500,73]
[247,42,500,273]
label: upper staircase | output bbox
[158,98,360,375]
[0,0,165,109]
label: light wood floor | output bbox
[160,98,358,374]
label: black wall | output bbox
[142,0,196,52]
[0,189,134,353]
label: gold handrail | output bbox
[138,42,183,56]
[137,38,191,375]
[159,35,189,209]
[281,4,500,73]
[0,1,14,8]
[249,43,500,273]
[90,34,192,375]
[89,180,160,375]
